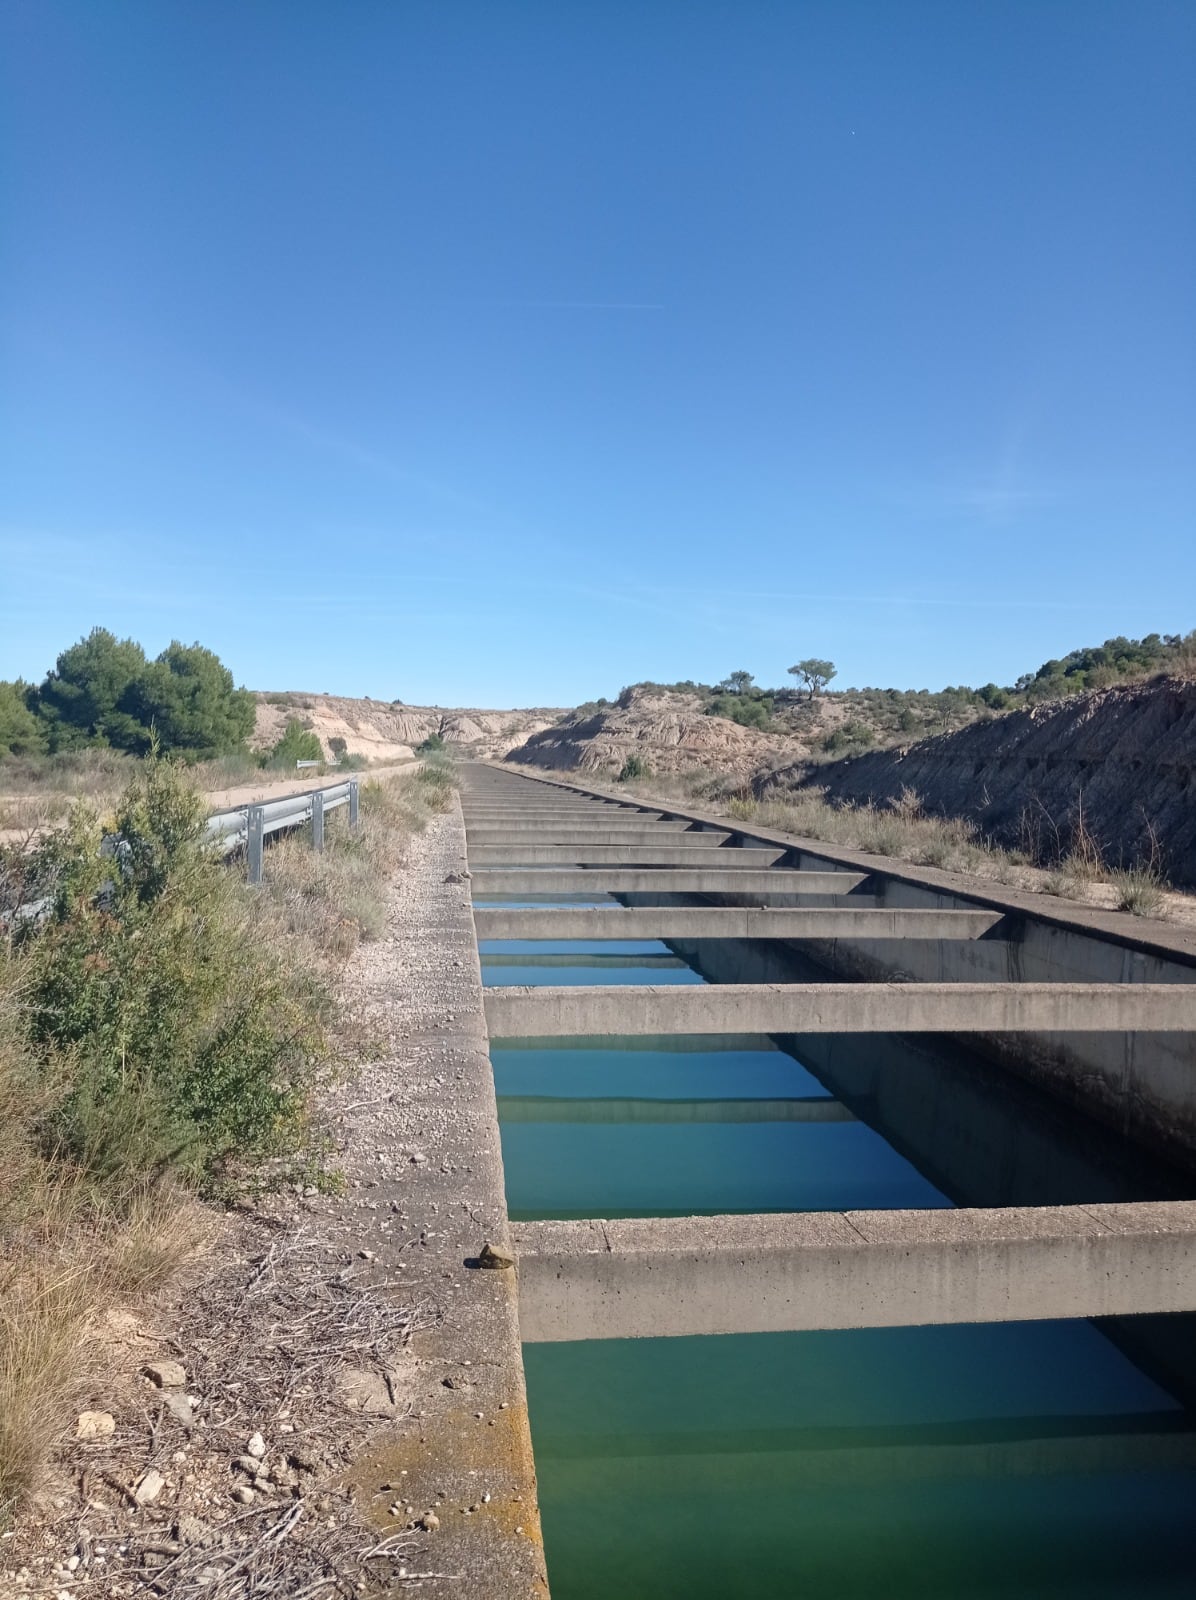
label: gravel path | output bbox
[320,801,547,1598]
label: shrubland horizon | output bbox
[3,623,1192,763]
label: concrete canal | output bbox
[462,766,1196,1599]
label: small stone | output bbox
[144,1361,186,1390]
[133,1470,165,1506]
[232,1486,255,1505]
[420,1512,439,1532]
[476,1242,514,1270]
[246,1432,267,1459]
[163,1392,194,1426]
[409,1152,427,1165]
[358,1249,375,1261]
[75,1411,116,1441]
[66,1557,80,1573]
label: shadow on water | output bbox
[524,1324,1196,1600]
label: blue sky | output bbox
[2,1,1193,707]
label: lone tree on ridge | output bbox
[789,658,837,701]
[719,670,756,695]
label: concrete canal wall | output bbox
[490,765,1196,1170]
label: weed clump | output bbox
[1110,865,1167,917]
[11,760,328,1187]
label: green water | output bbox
[481,939,707,987]
[473,862,1196,1595]
[525,1325,1196,1599]
[493,1037,948,1218]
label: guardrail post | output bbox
[247,806,264,886]
[311,791,325,853]
[349,778,360,832]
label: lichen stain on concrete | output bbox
[346,1400,548,1594]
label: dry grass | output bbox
[621,773,1183,921]
[0,1260,98,1516]
[253,764,456,976]
[724,788,1009,878]
[1109,865,1167,917]
[0,1169,212,1519]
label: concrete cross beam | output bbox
[468,869,868,895]
[466,829,730,848]
[483,981,1196,1037]
[467,845,789,866]
[473,907,1004,940]
[512,1201,1196,1340]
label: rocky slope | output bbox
[505,687,818,781]
[764,677,1196,884]
[252,692,561,763]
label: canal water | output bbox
[478,908,1196,1598]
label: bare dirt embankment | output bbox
[763,677,1196,887]
[253,693,562,765]
[505,686,836,782]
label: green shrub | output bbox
[33,628,254,759]
[618,753,651,781]
[267,719,324,768]
[706,693,773,730]
[13,761,327,1187]
[821,720,875,754]
[416,732,445,754]
[0,682,47,758]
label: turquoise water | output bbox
[525,1324,1196,1600]
[480,938,708,987]
[485,928,947,1218]
[493,1037,948,1218]
[468,826,1196,1596]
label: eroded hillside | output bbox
[253,692,562,763]
[763,677,1196,885]
[505,686,844,780]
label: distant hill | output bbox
[505,685,847,781]
[252,692,562,764]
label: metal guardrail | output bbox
[2,778,362,929]
[205,777,360,884]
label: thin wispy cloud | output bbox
[497,300,664,311]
